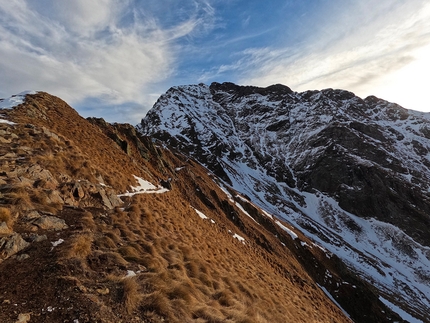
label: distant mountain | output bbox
[139,82,430,322]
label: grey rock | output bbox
[33,215,68,231]
[0,233,30,260]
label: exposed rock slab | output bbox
[33,215,68,231]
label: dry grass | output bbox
[141,291,171,319]
[29,189,62,213]
[121,276,142,314]
[61,234,93,259]
[0,207,13,228]
[213,290,236,307]
[80,211,96,231]
[94,235,117,249]
[2,185,32,211]
[192,306,226,323]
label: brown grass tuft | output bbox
[94,235,117,249]
[3,186,32,210]
[141,291,171,319]
[100,251,129,268]
[139,241,156,256]
[121,276,142,314]
[167,281,196,303]
[119,245,141,260]
[81,211,96,231]
[192,306,225,323]
[104,230,122,244]
[213,290,236,307]
[0,207,13,228]
[62,234,93,259]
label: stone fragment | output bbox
[0,222,12,235]
[26,210,41,220]
[0,137,11,144]
[42,127,60,141]
[46,190,64,205]
[96,288,110,295]
[26,165,58,188]
[15,313,31,323]
[15,253,30,261]
[28,234,48,243]
[33,215,68,231]
[18,176,34,187]
[98,188,122,209]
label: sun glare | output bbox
[374,44,430,112]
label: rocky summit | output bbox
[0,86,427,323]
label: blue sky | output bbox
[1,0,430,123]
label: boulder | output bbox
[0,233,30,260]
[99,189,123,209]
[26,165,58,189]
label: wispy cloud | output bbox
[0,0,215,122]
[2,0,429,121]
[237,0,430,109]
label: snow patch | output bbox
[51,239,64,247]
[232,233,246,244]
[119,175,169,196]
[379,297,424,323]
[191,206,216,223]
[275,220,298,240]
[317,284,351,319]
[228,230,246,244]
[0,91,36,109]
[125,270,137,278]
[192,207,208,220]
[0,119,15,125]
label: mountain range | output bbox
[0,83,429,322]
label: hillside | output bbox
[139,82,430,323]
[0,92,388,322]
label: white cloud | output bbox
[0,0,209,122]
[238,0,430,111]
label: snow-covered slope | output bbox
[139,82,430,322]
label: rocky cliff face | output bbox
[139,82,430,322]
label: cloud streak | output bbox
[1,0,429,122]
[237,0,430,110]
[0,0,214,122]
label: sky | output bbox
[1,0,430,123]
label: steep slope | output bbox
[139,82,430,322]
[0,92,370,322]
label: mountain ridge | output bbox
[139,81,430,322]
[0,91,376,322]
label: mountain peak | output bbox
[140,82,430,322]
[210,81,294,96]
